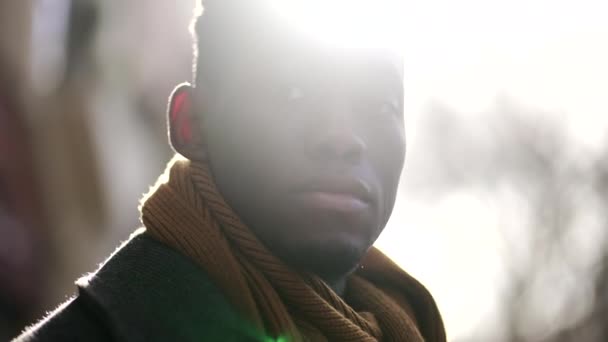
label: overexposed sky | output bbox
[401,0,608,147]
[377,0,608,340]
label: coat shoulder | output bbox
[15,230,259,342]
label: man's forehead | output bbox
[223,46,403,95]
[199,0,404,79]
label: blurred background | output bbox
[0,1,606,341]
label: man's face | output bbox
[195,43,406,277]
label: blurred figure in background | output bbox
[0,60,45,342]
[0,2,47,339]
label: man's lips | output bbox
[291,178,373,213]
[295,191,370,212]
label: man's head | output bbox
[169,1,406,281]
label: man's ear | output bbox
[168,83,207,161]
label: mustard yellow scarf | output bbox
[141,157,445,341]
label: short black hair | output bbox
[190,1,262,88]
[191,1,405,90]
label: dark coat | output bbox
[14,232,261,341]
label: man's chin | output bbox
[280,236,369,279]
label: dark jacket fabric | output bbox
[14,231,260,342]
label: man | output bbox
[16,1,446,341]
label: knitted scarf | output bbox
[141,156,446,342]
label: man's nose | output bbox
[307,118,367,165]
